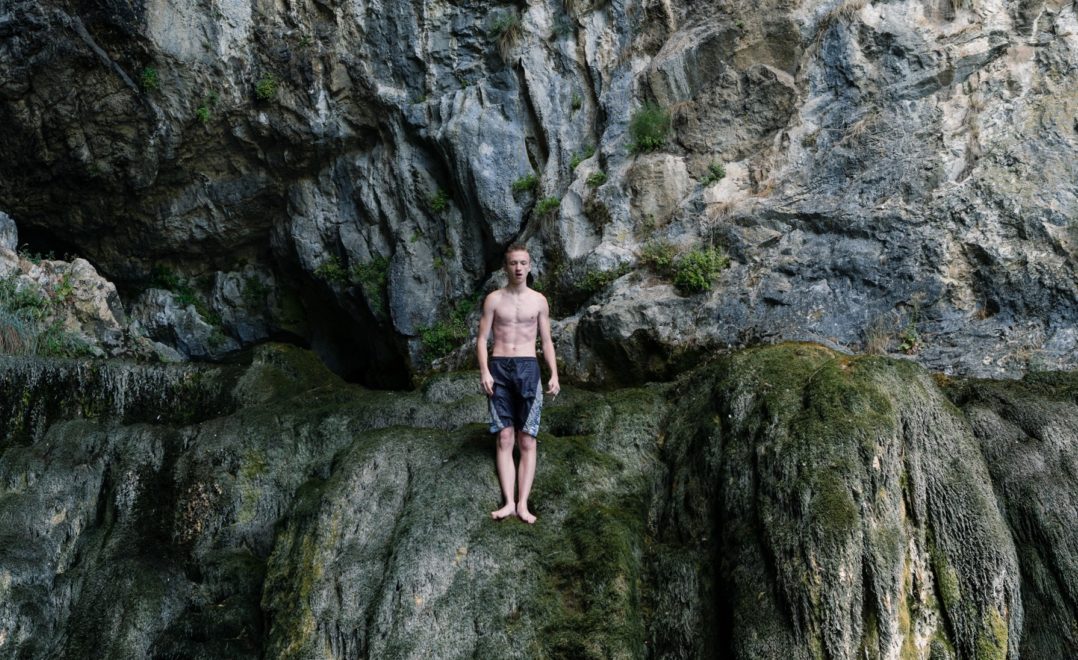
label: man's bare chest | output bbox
[494,299,539,326]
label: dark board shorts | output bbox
[487,357,542,437]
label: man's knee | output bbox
[517,433,536,452]
[496,427,515,450]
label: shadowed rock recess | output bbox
[1,343,1076,658]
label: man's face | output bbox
[504,250,531,285]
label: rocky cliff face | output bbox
[1,344,1076,658]
[2,0,1075,384]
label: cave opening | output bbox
[7,222,85,264]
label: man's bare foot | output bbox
[517,503,537,524]
[491,503,517,520]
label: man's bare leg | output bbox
[516,432,538,524]
[491,427,517,519]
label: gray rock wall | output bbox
[1,0,1076,384]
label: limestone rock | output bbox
[1,0,1077,382]
[1,344,1076,657]
[0,212,15,252]
[130,288,240,360]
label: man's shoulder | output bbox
[528,288,549,308]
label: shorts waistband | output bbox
[490,356,538,361]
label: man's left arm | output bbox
[538,296,559,396]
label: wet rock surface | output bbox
[1,343,1076,658]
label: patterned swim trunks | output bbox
[487,357,543,437]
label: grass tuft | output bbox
[536,197,561,216]
[512,173,539,194]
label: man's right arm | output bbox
[477,293,496,396]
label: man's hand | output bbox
[481,371,495,396]
[546,376,560,397]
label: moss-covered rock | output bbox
[0,343,1075,658]
[944,371,1078,658]
[653,344,1022,659]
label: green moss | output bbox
[862,604,880,659]
[812,476,857,539]
[240,449,267,480]
[531,434,621,502]
[261,479,330,658]
[585,170,607,187]
[975,608,1008,660]
[929,637,956,660]
[942,368,1078,408]
[538,498,646,658]
[896,559,921,660]
[930,542,962,617]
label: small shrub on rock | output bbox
[673,247,728,294]
[586,171,607,187]
[584,199,611,229]
[536,197,561,216]
[419,297,477,360]
[570,145,596,169]
[638,241,677,278]
[315,256,348,284]
[629,103,670,153]
[700,162,726,186]
[489,11,522,60]
[577,263,630,299]
[353,256,390,317]
[255,75,278,101]
[140,67,159,91]
[429,189,451,214]
[512,173,539,194]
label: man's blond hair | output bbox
[504,243,530,262]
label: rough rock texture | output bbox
[0,236,158,359]
[1,1,1074,383]
[0,344,667,658]
[1,343,1076,658]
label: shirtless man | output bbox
[477,244,560,524]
